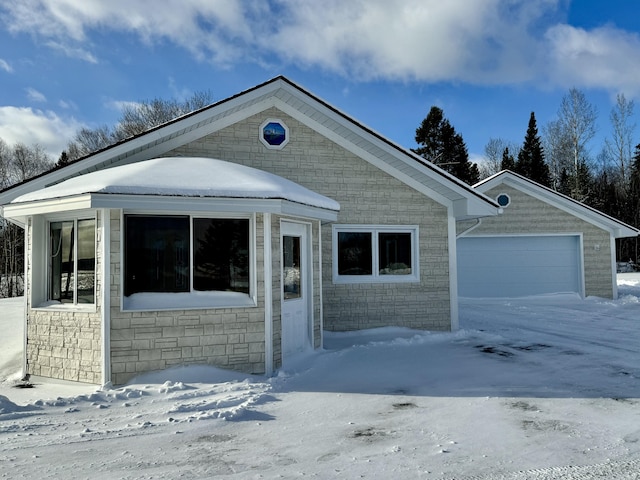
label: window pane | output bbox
[76,219,96,304]
[378,232,412,275]
[337,232,372,275]
[125,216,190,295]
[50,221,74,303]
[283,235,301,300]
[193,218,249,293]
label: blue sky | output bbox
[1,0,639,165]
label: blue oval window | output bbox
[262,122,286,146]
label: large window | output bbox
[124,215,250,299]
[49,218,96,304]
[333,225,419,283]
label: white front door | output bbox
[281,221,312,363]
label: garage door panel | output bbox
[457,236,581,298]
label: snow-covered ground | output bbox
[1,275,640,479]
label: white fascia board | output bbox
[280,201,339,222]
[4,193,339,223]
[479,174,639,238]
[2,194,93,218]
[90,194,338,221]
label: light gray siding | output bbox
[169,107,452,331]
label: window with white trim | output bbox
[332,225,419,283]
[123,214,253,309]
[49,218,96,304]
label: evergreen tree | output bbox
[57,151,70,168]
[413,106,479,185]
[500,147,516,171]
[515,112,551,186]
[557,168,572,196]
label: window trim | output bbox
[332,225,420,284]
[120,211,257,312]
[42,213,97,309]
[259,118,289,150]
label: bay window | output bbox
[49,218,96,304]
[124,214,251,302]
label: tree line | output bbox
[1,87,639,297]
[414,88,640,266]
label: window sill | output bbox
[333,275,420,285]
[122,291,257,312]
[33,301,97,313]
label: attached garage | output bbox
[457,171,639,300]
[457,235,583,298]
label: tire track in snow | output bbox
[449,457,640,480]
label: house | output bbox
[457,170,639,299]
[0,76,503,385]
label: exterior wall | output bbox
[109,210,267,385]
[169,107,452,331]
[25,212,103,384]
[461,184,614,298]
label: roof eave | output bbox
[476,170,640,238]
[4,192,339,222]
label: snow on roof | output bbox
[11,157,340,211]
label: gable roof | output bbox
[0,76,499,220]
[475,170,640,239]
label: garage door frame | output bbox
[456,233,585,298]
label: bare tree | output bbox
[605,93,635,188]
[0,142,53,297]
[10,143,53,183]
[543,119,573,191]
[66,91,214,161]
[555,88,598,198]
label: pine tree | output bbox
[57,151,70,168]
[413,106,479,185]
[500,147,516,171]
[515,112,551,186]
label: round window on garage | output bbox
[496,193,511,207]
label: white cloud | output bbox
[0,107,83,157]
[0,58,12,73]
[45,41,98,63]
[25,87,47,103]
[545,24,640,97]
[3,0,640,95]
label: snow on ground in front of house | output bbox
[1,274,639,479]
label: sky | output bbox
[1,0,640,164]
[2,275,640,478]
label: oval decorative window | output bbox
[496,193,511,207]
[260,119,289,149]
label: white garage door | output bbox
[457,235,582,298]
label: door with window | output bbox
[281,222,312,362]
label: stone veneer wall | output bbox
[25,212,103,384]
[109,210,267,385]
[465,184,614,298]
[169,107,452,331]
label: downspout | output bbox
[263,213,273,376]
[456,218,483,239]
